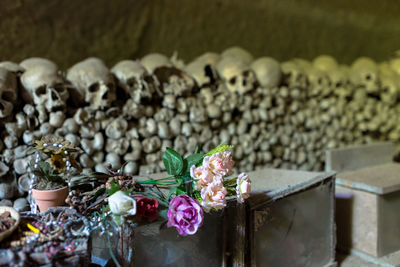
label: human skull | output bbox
[380,74,399,106]
[140,53,172,74]
[20,62,69,112]
[20,57,58,71]
[111,60,159,104]
[281,61,307,89]
[312,55,338,72]
[153,66,195,96]
[328,68,351,100]
[0,67,18,118]
[350,57,380,95]
[305,67,331,98]
[216,56,257,95]
[185,53,220,88]
[0,61,25,74]
[67,57,116,109]
[389,50,400,76]
[221,46,253,65]
[292,58,312,71]
[250,57,281,89]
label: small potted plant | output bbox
[29,136,82,212]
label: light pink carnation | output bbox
[205,151,234,177]
[200,180,228,212]
[236,173,251,203]
[190,165,214,190]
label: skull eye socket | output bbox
[127,78,137,88]
[318,78,323,85]
[89,83,99,92]
[50,90,60,101]
[53,84,65,93]
[365,74,372,80]
[107,83,115,90]
[336,82,342,88]
[296,74,303,81]
[229,77,237,85]
[2,91,15,101]
[35,86,47,96]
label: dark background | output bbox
[1,0,399,68]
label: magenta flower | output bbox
[167,195,204,236]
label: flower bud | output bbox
[109,191,137,215]
[236,173,251,203]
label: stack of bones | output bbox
[0,46,399,210]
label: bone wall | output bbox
[1,0,400,68]
[0,51,400,210]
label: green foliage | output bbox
[163,148,184,175]
[158,209,168,220]
[184,153,204,170]
[206,143,234,156]
[107,182,121,196]
[32,161,66,190]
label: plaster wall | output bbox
[1,0,400,68]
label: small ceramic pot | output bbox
[31,186,69,212]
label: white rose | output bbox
[108,191,137,215]
[236,173,251,203]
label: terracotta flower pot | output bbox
[31,186,69,212]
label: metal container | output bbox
[246,168,336,267]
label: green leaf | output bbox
[159,209,168,220]
[163,148,184,175]
[113,214,122,227]
[194,145,201,154]
[176,188,186,196]
[167,187,177,201]
[185,153,204,170]
[107,182,120,195]
[206,143,234,156]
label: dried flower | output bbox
[167,195,203,236]
[236,173,251,203]
[134,194,159,222]
[108,191,137,216]
[34,136,78,155]
[200,180,228,212]
[48,154,66,173]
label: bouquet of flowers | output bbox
[107,143,251,236]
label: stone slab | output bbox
[337,163,400,195]
[325,142,394,172]
[346,248,400,267]
[336,186,379,256]
[248,168,335,209]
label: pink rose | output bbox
[190,165,214,190]
[200,180,228,212]
[167,195,204,236]
[236,173,251,203]
[205,151,234,176]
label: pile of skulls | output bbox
[1,47,400,207]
